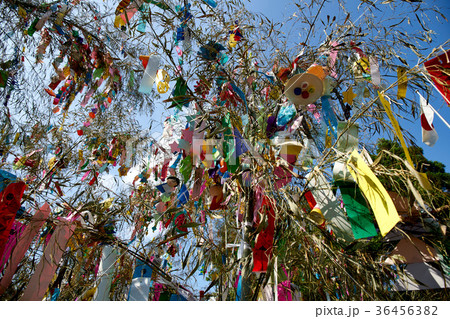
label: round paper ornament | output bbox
[284,73,323,106]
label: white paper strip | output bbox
[369,56,380,86]
[93,245,118,301]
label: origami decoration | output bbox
[343,87,357,105]
[198,42,226,61]
[156,69,170,94]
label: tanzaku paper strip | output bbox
[347,150,400,237]
[20,219,75,300]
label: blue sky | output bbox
[243,0,450,171]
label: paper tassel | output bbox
[93,245,118,301]
[20,218,75,300]
[418,92,438,147]
[306,170,354,242]
[397,67,408,99]
[378,92,432,190]
[346,150,400,236]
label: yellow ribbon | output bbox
[377,92,431,190]
[397,67,408,99]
